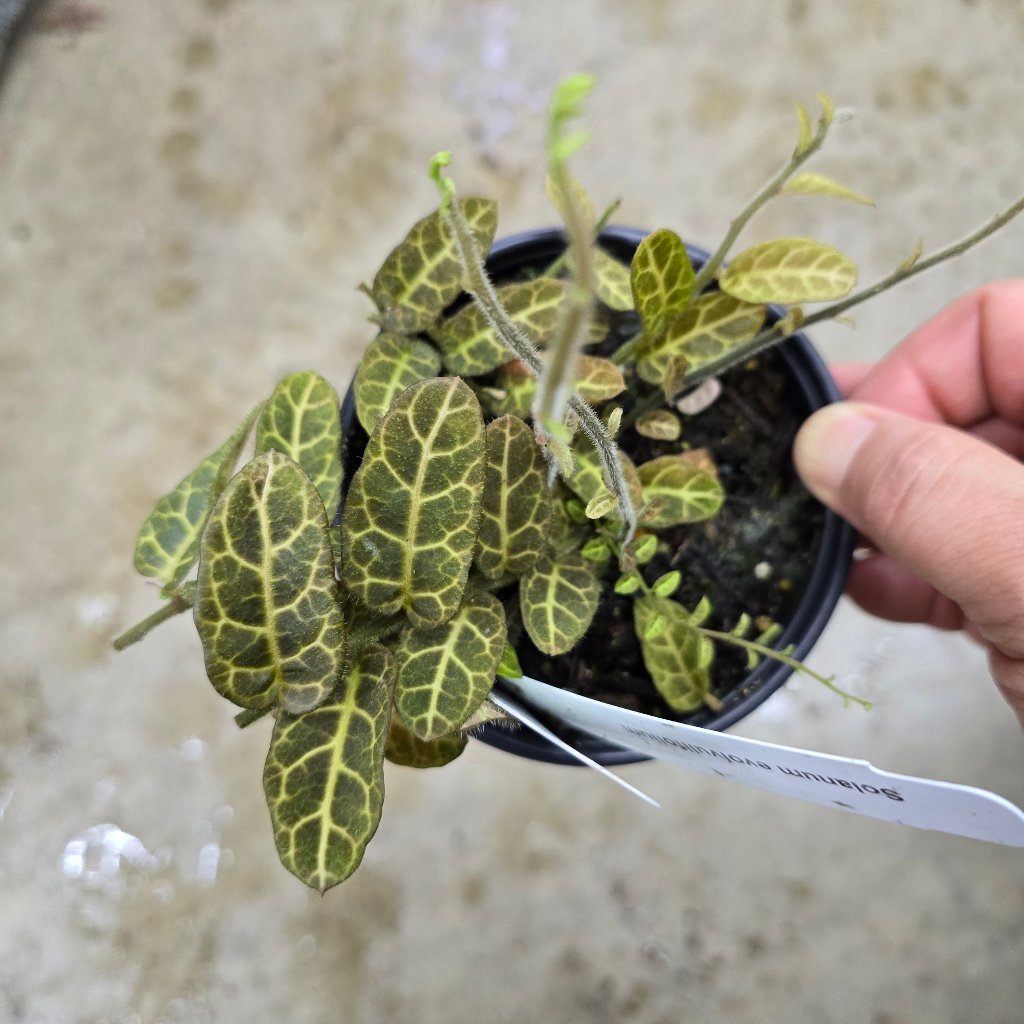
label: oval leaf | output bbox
[437,278,567,376]
[256,371,343,516]
[133,404,261,590]
[371,198,498,334]
[564,441,643,526]
[195,451,346,714]
[475,415,551,580]
[592,247,634,311]
[353,333,442,434]
[574,355,625,403]
[520,553,600,655]
[719,238,858,304]
[394,591,507,741]
[264,642,394,892]
[634,596,713,712]
[638,455,725,527]
[637,292,766,386]
[385,714,468,768]
[630,228,695,337]
[781,172,874,206]
[635,409,681,441]
[342,377,485,628]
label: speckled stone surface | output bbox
[2,3,1024,1022]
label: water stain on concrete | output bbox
[182,34,217,71]
[152,276,199,312]
[169,86,202,116]
[875,64,970,114]
[691,73,748,130]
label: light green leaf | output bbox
[651,570,681,598]
[546,171,595,226]
[781,172,874,206]
[437,278,567,376]
[394,591,507,741]
[342,377,485,628]
[565,440,643,525]
[794,101,814,156]
[475,415,551,580]
[263,642,393,892]
[636,292,765,386]
[133,404,261,590]
[520,553,600,655]
[195,451,345,714]
[371,198,499,334]
[574,355,625,403]
[592,247,634,311]
[634,596,713,712]
[497,642,522,677]
[385,714,468,768]
[256,371,343,516]
[638,455,725,527]
[719,238,858,304]
[635,409,681,441]
[630,228,695,337]
[353,333,442,434]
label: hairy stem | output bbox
[112,581,196,651]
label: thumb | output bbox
[793,401,1024,662]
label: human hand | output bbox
[793,281,1024,726]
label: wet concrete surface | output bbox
[2,2,1024,1022]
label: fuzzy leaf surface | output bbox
[394,591,506,741]
[719,238,857,304]
[481,361,536,419]
[256,371,343,516]
[133,404,260,590]
[634,596,713,712]
[630,229,695,337]
[520,553,600,655]
[263,643,393,892]
[195,451,345,714]
[385,714,468,768]
[353,333,442,434]
[565,441,643,526]
[636,293,766,385]
[574,355,625,403]
[437,278,566,376]
[342,377,485,628]
[371,198,498,334]
[635,410,681,441]
[475,415,551,580]
[638,455,724,527]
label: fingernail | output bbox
[793,402,880,506]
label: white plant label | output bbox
[496,675,1024,847]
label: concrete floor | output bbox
[2,2,1024,1022]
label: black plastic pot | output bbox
[339,227,854,768]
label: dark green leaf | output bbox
[353,333,442,434]
[385,714,468,768]
[520,553,600,655]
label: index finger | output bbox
[844,280,1024,428]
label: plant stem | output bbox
[112,583,196,651]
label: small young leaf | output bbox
[690,595,714,625]
[781,172,874,206]
[628,533,658,566]
[634,596,713,712]
[485,361,536,419]
[580,537,612,563]
[585,493,617,520]
[256,371,344,516]
[794,101,814,156]
[195,451,346,714]
[353,333,442,434]
[342,377,485,629]
[614,571,642,596]
[774,306,806,338]
[638,455,725,527]
[497,642,523,678]
[635,409,681,441]
[133,404,261,590]
[730,612,752,638]
[564,440,643,527]
[591,248,635,311]
[520,553,600,655]
[371,198,499,334]
[574,355,625,403]
[263,642,394,893]
[394,591,507,741]
[897,238,924,273]
[719,238,858,304]
[475,415,551,580]
[651,570,681,598]
[630,228,695,338]
[604,406,623,437]
[385,714,468,769]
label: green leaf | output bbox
[520,553,600,655]
[591,247,634,311]
[614,571,641,596]
[497,642,522,677]
[635,596,713,712]
[780,172,874,206]
[263,642,394,892]
[564,440,643,526]
[483,361,536,418]
[256,371,343,516]
[638,455,725,527]
[574,355,625,403]
[133,404,261,590]
[385,714,468,768]
[651,570,681,598]
[634,409,681,442]
[630,228,695,337]
[719,238,858,304]
[794,102,814,156]
[394,591,506,741]
[371,198,499,334]
[636,292,765,385]
[437,278,567,376]
[342,377,485,628]
[546,172,595,228]
[195,451,346,714]
[475,415,551,580]
[585,493,617,520]
[353,333,442,434]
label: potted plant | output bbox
[113,76,1024,891]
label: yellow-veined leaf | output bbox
[780,172,874,206]
[634,409,681,441]
[353,333,442,434]
[574,355,625,403]
[634,596,713,712]
[638,454,725,527]
[630,228,695,337]
[520,553,600,655]
[591,247,634,311]
[719,238,858,304]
